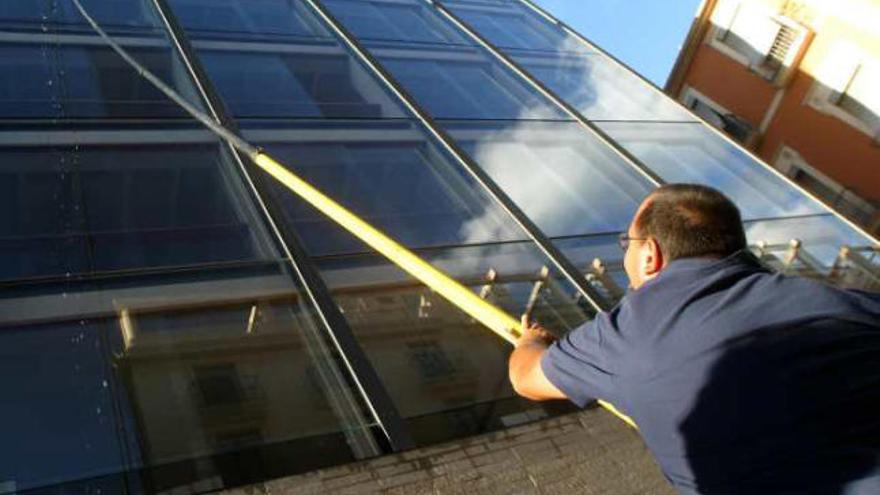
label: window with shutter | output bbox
[682,88,756,145]
[763,23,800,74]
[710,1,809,84]
[720,3,779,65]
[836,62,880,134]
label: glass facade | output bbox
[1,0,875,493]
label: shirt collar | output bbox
[661,249,763,275]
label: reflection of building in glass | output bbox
[0,0,877,493]
[667,0,880,235]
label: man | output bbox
[510,184,880,494]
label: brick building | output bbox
[667,0,880,235]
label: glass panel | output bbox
[744,214,874,269]
[0,140,274,281]
[511,51,696,122]
[166,0,331,42]
[370,43,568,120]
[440,0,587,53]
[322,0,472,46]
[195,47,406,119]
[0,0,162,34]
[0,44,204,119]
[0,264,376,493]
[553,232,630,295]
[0,3,204,120]
[314,241,586,446]
[166,0,408,120]
[444,121,655,237]
[241,121,527,254]
[598,122,828,220]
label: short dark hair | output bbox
[635,184,746,262]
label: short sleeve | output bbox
[540,311,621,408]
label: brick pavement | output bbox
[223,407,674,495]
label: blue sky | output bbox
[534,0,703,87]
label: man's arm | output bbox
[509,315,568,401]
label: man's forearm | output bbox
[509,334,557,400]
[508,316,567,401]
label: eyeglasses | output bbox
[618,233,648,251]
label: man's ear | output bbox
[642,238,664,276]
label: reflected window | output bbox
[449,7,563,51]
[243,122,525,255]
[514,52,696,122]
[0,143,270,280]
[0,292,374,493]
[0,320,137,494]
[598,122,827,220]
[195,364,245,406]
[408,341,456,380]
[322,0,469,45]
[167,0,329,41]
[375,46,567,120]
[315,242,587,446]
[446,121,653,237]
[0,44,198,119]
[200,48,403,119]
[0,0,159,33]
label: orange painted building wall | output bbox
[761,64,880,205]
[670,0,880,232]
[682,46,776,126]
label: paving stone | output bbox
[475,458,521,477]
[380,470,430,489]
[367,455,401,469]
[375,462,416,479]
[335,479,382,495]
[324,471,375,491]
[382,478,434,495]
[264,476,322,495]
[431,448,468,465]
[512,439,557,464]
[464,445,487,456]
[430,458,474,477]
[470,450,512,468]
[402,443,459,461]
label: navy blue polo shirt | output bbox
[542,251,880,494]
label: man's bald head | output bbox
[633,184,746,262]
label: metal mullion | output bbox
[150,0,415,454]
[303,0,611,313]
[429,0,665,188]
[513,0,879,245]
